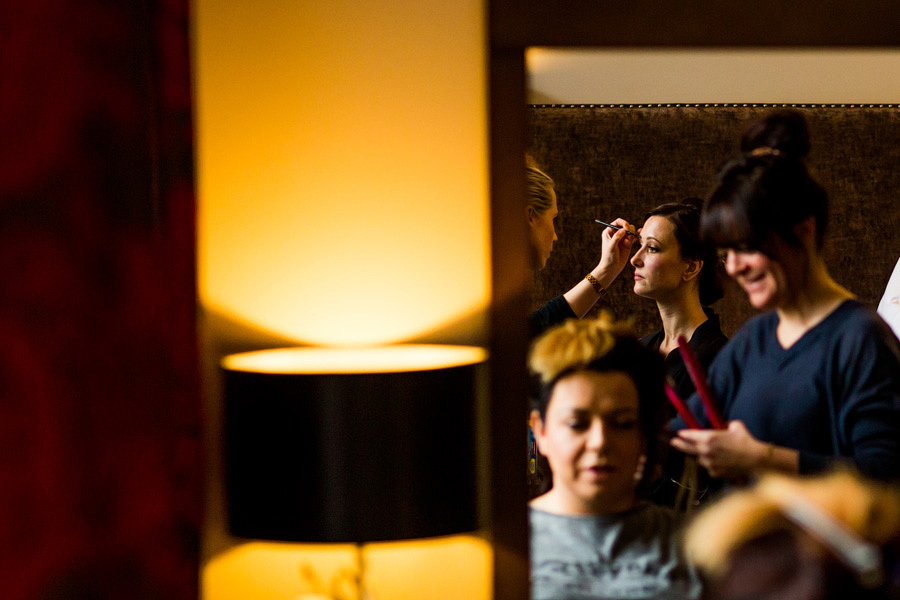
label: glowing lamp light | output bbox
[202,536,492,600]
[194,0,490,348]
[222,344,487,375]
[220,344,488,598]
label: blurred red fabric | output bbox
[0,1,200,598]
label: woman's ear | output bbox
[793,216,818,248]
[683,258,703,282]
[526,205,538,225]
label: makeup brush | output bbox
[594,219,641,239]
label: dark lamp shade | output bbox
[222,345,487,543]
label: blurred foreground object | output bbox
[685,469,900,600]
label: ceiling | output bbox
[526,48,900,104]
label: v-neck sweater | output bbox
[673,300,900,480]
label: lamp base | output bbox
[295,544,368,600]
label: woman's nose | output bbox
[724,249,742,275]
[630,248,643,267]
[586,420,606,450]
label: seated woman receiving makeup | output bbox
[528,316,702,600]
[629,199,727,401]
[593,199,729,509]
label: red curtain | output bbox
[0,1,200,598]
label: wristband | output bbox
[585,273,605,295]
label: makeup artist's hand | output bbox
[670,420,768,480]
[596,218,636,281]
[564,217,638,318]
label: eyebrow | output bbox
[565,406,639,417]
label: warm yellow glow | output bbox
[194,0,490,346]
[222,344,487,374]
[202,534,492,600]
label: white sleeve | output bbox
[877,257,900,338]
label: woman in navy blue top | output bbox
[670,110,900,483]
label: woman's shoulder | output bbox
[818,299,896,341]
[529,295,576,338]
[826,299,900,354]
[837,298,891,325]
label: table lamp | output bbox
[221,344,487,599]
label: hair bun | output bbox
[740,109,811,159]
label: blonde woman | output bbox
[528,315,702,600]
[526,160,635,337]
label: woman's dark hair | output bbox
[740,109,811,158]
[702,110,829,255]
[646,198,724,305]
[528,315,668,495]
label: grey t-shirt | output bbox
[530,503,702,600]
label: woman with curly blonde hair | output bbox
[528,315,702,600]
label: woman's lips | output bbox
[740,274,766,293]
[583,464,616,480]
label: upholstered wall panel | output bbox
[528,104,900,337]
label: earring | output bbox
[634,454,647,483]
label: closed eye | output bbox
[566,418,590,431]
[609,418,639,430]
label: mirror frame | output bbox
[485,3,900,599]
